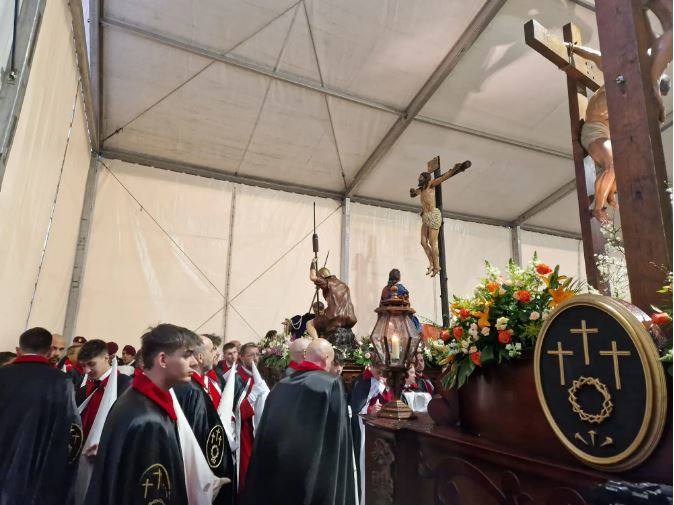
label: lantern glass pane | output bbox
[369,314,388,364]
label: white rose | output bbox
[529,311,540,321]
[499,288,506,296]
[504,279,513,286]
[542,311,549,321]
[469,323,478,331]
[469,346,478,354]
[481,327,491,336]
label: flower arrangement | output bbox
[594,222,630,299]
[257,330,290,369]
[439,254,582,389]
[337,335,374,367]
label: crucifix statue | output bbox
[409,157,470,278]
[526,1,673,312]
[526,10,671,224]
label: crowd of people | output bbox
[0,325,435,505]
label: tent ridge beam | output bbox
[514,178,577,225]
[415,115,573,159]
[101,148,345,200]
[100,15,578,164]
[101,148,581,239]
[345,0,508,196]
[349,195,511,228]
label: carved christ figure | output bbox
[409,159,470,278]
[565,16,671,223]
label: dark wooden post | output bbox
[595,0,673,311]
[524,20,609,293]
[563,23,609,294]
[430,156,450,328]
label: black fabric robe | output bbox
[245,369,357,505]
[349,374,375,499]
[173,378,235,505]
[0,359,82,505]
[83,388,187,505]
[75,372,132,406]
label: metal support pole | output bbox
[222,186,237,340]
[511,225,522,267]
[63,155,100,343]
[340,197,351,284]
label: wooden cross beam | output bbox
[524,20,609,294]
[524,20,604,91]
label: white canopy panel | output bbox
[98,0,672,237]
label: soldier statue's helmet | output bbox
[317,267,331,278]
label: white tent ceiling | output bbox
[96,0,673,236]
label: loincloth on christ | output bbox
[580,120,610,152]
[421,207,442,230]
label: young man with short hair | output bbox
[0,327,82,505]
[121,345,136,366]
[84,324,200,505]
[76,339,132,438]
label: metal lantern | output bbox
[368,290,421,419]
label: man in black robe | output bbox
[0,327,82,505]
[245,338,357,505]
[173,335,235,505]
[84,324,201,505]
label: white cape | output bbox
[170,389,230,505]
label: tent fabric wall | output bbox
[74,160,342,348]
[0,0,90,351]
[520,230,586,285]
[75,160,233,347]
[226,185,342,344]
[73,166,589,350]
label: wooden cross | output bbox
[524,20,609,294]
[547,341,574,386]
[569,319,599,365]
[599,340,631,390]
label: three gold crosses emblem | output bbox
[547,320,631,389]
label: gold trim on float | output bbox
[533,294,667,471]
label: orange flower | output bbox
[498,330,511,344]
[452,327,464,339]
[472,304,491,328]
[652,312,672,325]
[486,281,500,294]
[549,287,574,307]
[470,351,481,366]
[458,308,471,319]
[536,263,552,275]
[514,290,532,303]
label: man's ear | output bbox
[157,351,168,369]
[15,347,22,356]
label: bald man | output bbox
[49,334,66,367]
[283,337,310,377]
[245,339,357,505]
